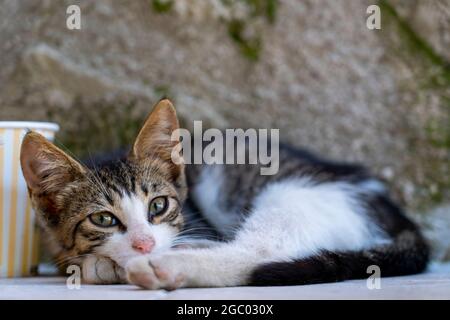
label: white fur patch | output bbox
[192,166,241,235]
[357,179,386,194]
[244,178,389,259]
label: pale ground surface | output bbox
[1,263,449,300]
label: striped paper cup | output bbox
[0,122,59,277]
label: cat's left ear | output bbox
[130,99,182,177]
[20,131,86,194]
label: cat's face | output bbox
[20,99,187,269]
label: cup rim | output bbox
[0,121,60,132]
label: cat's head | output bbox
[20,99,187,268]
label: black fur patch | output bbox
[141,183,149,196]
[249,233,429,286]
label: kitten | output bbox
[20,99,429,288]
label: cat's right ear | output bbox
[129,99,184,181]
[20,131,85,195]
[130,99,180,162]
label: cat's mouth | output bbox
[102,244,173,269]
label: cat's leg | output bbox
[82,256,127,284]
[126,243,268,289]
[126,208,297,289]
[126,231,428,290]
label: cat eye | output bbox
[89,211,119,228]
[148,196,168,217]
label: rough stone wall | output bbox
[0,0,449,214]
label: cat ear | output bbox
[130,99,180,164]
[20,131,85,194]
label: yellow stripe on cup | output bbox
[7,130,21,277]
[0,128,4,269]
[32,224,40,269]
[21,197,32,275]
[0,122,59,278]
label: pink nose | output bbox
[132,237,155,254]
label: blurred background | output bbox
[0,1,449,257]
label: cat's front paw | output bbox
[82,256,126,284]
[126,253,186,290]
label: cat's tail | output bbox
[249,230,430,286]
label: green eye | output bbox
[149,196,168,217]
[89,212,118,227]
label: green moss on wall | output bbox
[150,0,279,61]
[227,19,262,61]
[151,0,173,13]
[380,0,450,209]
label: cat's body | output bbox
[20,99,429,289]
[128,145,428,288]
